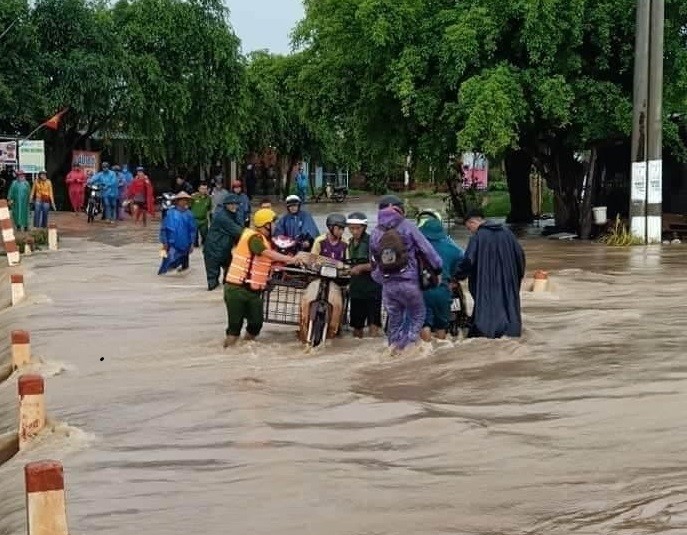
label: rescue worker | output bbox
[191,183,212,248]
[231,180,251,227]
[370,195,443,354]
[204,193,244,291]
[346,212,382,338]
[418,213,464,341]
[311,213,348,261]
[223,208,303,347]
[273,195,319,251]
[158,192,197,274]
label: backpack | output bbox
[375,227,408,274]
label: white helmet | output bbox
[285,194,302,206]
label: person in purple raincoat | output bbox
[370,195,443,353]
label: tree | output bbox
[0,0,44,135]
[295,0,687,231]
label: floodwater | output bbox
[1,201,686,535]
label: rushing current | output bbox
[0,200,686,535]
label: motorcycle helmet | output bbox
[346,212,368,226]
[417,209,443,227]
[326,213,347,230]
[136,166,144,172]
[378,194,404,210]
[285,194,302,207]
[253,208,277,228]
[102,162,110,169]
[231,180,242,189]
[112,164,121,171]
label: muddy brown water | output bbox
[0,203,686,534]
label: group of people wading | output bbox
[158,189,526,354]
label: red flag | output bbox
[43,108,68,130]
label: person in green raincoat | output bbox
[191,183,212,248]
[8,170,30,231]
[203,193,244,291]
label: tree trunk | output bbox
[504,149,534,224]
[546,147,584,233]
[578,148,598,240]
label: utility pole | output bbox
[630,0,664,244]
[646,0,664,243]
[630,0,650,243]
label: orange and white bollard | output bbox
[24,460,69,535]
[47,224,58,251]
[532,270,549,292]
[18,374,46,450]
[0,199,21,265]
[11,273,25,305]
[11,330,32,369]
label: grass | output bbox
[481,190,555,218]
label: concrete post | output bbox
[47,224,58,251]
[18,374,46,450]
[11,330,31,369]
[11,273,25,305]
[630,0,651,242]
[646,0,664,243]
[24,460,69,535]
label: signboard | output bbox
[647,159,662,205]
[461,152,488,190]
[631,161,646,202]
[0,141,17,164]
[72,150,101,177]
[18,140,45,174]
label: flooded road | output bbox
[1,202,686,534]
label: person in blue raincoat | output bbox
[418,214,464,341]
[295,164,308,202]
[231,180,251,227]
[87,162,119,223]
[273,194,319,251]
[158,192,197,275]
[118,164,134,219]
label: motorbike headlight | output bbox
[319,264,338,279]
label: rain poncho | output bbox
[273,209,319,243]
[88,169,119,198]
[454,222,526,338]
[236,192,251,225]
[204,196,244,289]
[370,207,442,350]
[158,206,197,274]
[65,168,86,211]
[419,218,464,331]
[8,178,30,229]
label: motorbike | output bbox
[313,181,348,203]
[273,259,350,348]
[86,185,102,223]
[156,192,175,219]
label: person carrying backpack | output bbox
[370,195,443,354]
